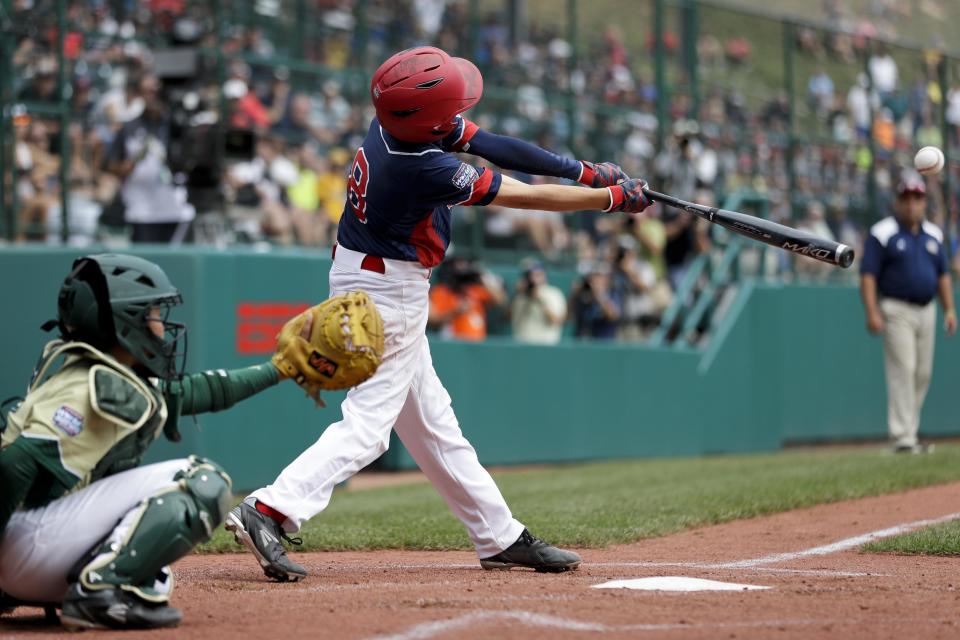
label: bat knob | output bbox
[837,245,855,269]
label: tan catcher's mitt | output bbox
[272,291,385,406]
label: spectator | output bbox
[760,92,791,131]
[872,107,896,152]
[663,196,712,290]
[724,36,751,66]
[825,196,861,250]
[627,213,673,319]
[316,147,349,236]
[795,200,836,280]
[106,75,195,243]
[310,80,352,144]
[654,120,701,201]
[847,73,879,139]
[261,66,292,128]
[20,57,59,102]
[630,208,668,283]
[868,44,898,95]
[287,143,325,246]
[827,94,853,143]
[796,26,825,59]
[91,72,146,173]
[610,236,662,340]
[697,34,723,69]
[915,110,942,149]
[511,258,567,345]
[224,135,296,244]
[271,93,320,147]
[807,68,835,116]
[429,258,506,342]
[15,119,59,242]
[225,78,271,132]
[570,263,620,340]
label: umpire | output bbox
[860,174,956,453]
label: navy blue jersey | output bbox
[860,216,947,303]
[336,118,501,267]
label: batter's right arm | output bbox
[492,174,649,214]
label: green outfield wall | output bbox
[1,248,957,488]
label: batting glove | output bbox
[578,160,629,188]
[603,178,651,214]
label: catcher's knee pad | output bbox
[76,456,232,603]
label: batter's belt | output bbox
[332,244,432,281]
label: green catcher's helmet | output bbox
[54,254,187,380]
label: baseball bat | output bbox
[642,188,855,269]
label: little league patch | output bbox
[52,405,84,436]
[451,162,479,189]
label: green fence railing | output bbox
[650,189,769,347]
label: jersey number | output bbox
[348,148,369,224]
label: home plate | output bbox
[592,577,770,592]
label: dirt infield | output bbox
[4,481,960,640]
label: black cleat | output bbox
[224,501,308,582]
[60,583,181,630]
[479,529,582,573]
[893,443,935,454]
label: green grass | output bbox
[862,518,960,556]
[201,444,960,553]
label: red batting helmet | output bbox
[371,46,483,143]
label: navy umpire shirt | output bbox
[860,216,947,304]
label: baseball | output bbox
[914,146,944,175]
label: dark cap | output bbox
[897,174,926,197]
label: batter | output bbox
[226,46,651,580]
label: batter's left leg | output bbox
[393,336,580,571]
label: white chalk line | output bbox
[703,511,960,569]
[244,580,474,594]
[363,511,959,575]
[588,563,874,577]
[364,611,950,640]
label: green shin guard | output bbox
[77,457,232,603]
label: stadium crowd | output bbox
[5,0,960,341]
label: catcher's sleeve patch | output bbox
[89,365,153,429]
[308,352,339,378]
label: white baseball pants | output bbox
[880,298,937,447]
[251,247,525,557]
[0,459,190,603]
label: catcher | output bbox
[0,254,383,630]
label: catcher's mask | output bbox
[50,254,188,380]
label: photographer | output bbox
[429,257,507,342]
[611,236,667,340]
[570,263,622,340]
[106,74,195,244]
[511,259,567,345]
